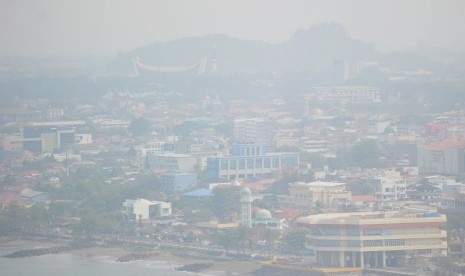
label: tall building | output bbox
[206,143,299,180]
[161,173,197,194]
[240,188,253,228]
[417,140,465,175]
[313,86,381,104]
[297,209,447,268]
[21,121,86,153]
[233,118,275,148]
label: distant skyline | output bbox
[1,0,465,58]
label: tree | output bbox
[347,179,375,195]
[285,230,307,255]
[266,171,300,195]
[129,117,150,137]
[209,187,240,221]
[350,140,380,168]
[238,226,254,254]
[185,208,215,223]
[300,152,325,170]
[215,230,238,253]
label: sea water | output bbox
[0,253,196,276]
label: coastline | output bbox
[0,238,259,276]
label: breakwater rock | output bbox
[175,263,214,272]
[116,251,159,262]
[2,240,94,258]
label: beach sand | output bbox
[0,239,259,275]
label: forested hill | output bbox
[108,23,381,75]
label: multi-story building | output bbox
[297,209,447,268]
[206,143,299,180]
[233,118,275,148]
[441,193,465,211]
[122,198,172,220]
[369,171,407,209]
[313,86,381,104]
[279,181,351,211]
[21,121,86,153]
[417,140,465,175]
[147,153,197,173]
[161,173,197,194]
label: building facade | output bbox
[123,198,172,220]
[369,175,407,209]
[279,181,351,211]
[417,141,465,175]
[313,86,381,104]
[297,210,447,268]
[240,188,253,228]
[161,173,197,194]
[233,118,275,148]
[207,143,299,180]
[147,153,197,173]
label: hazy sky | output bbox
[1,0,465,58]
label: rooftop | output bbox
[297,209,446,226]
[292,181,346,187]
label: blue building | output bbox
[161,173,198,194]
[207,143,299,180]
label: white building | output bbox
[313,86,381,104]
[233,118,274,147]
[240,188,253,228]
[75,133,92,145]
[279,181,351,211]
[369,171,407,209]
[123,198,172,220]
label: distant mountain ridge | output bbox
[109,23,436,75]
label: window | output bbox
[363,240,383,247]
[384,239,405,246]
[230,159,237,170]
[220,159,228,170]
[324,228,340,236]
[272,157,280,168]
[317,240,340,247]
[255,158,263,168]
[347,229,360,236]
[247,158,253,169]
[363,229,382,236]
[348,241,360,247]
[239,159,245,169]
[264,158,271,168]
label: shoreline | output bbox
[0,238,260,276]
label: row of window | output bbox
[217,156,298,170]
[313,228,383,236]
[317,239,406,248]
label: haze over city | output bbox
[1,0,465,57]
[1,1,465,276]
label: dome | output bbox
[240,188,251,196]
[255,209,272,221]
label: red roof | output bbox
[0,193,27,207]
[427,140,465,150]
[242,178,275,191]
[277,209,301,219]
[351,195,376,202]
